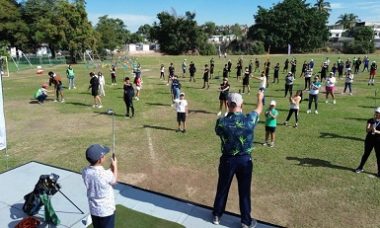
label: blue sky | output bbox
[86,0,380,32]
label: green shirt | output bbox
[265,108,278,127]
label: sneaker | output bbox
[97,105,103,108]
[242,222,257,228]
[354,168,364,174]
[135,97,140,101]
[54,100,58,103]
[217,111,222,116]
[176,128,181,133]
[212,216,220,225]
[325,100,328,104]
[315,110,319,114]
[307,109,311,114]
[182,129,186,133]
[263,142,268,146]
[74,87,77,89]
[294,123,298,128]
[92,105,96,108]
[284,121,288,126]
[333,100,336,104]
[349,93,352,96]
[269,142,274,148]
[61,99,65,103]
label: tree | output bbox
[343,25,375,54]
[136,24,153,42]
[335,13,359,29]
[151,11,208,55]
[0,0,28,50]
[95,15,130,52]
[248,0,330,53]
[201,21,217,37]
[314,0,330,13]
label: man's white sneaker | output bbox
[333,100,336,104]
[98,105,103,108]
[315,110,318,114]
[307,109,311,114]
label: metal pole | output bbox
[58,189,84,214]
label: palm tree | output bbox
[314,0,331,13]
[335,13,360,29]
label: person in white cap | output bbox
[82,144,118,228]
[354,107,380,178]
[264,100,279,147]
[325,72,336,104]
[212,91,263,228]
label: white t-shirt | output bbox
[98,75,105,86]
[309,82,321,95]
[326,77,336,87]
[174,99,188,113]
[259,76,266,89]
[345,73,354,83]
[82,166,116,217]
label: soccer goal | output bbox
[0,56,10,78]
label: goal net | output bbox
[0,56,9,78]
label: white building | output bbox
[208,35,237,44]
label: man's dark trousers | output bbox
[213,154,253,226]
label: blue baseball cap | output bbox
[86,144,110,163]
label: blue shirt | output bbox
[215,111,259,156]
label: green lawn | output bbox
[1,53,380,227]
[89,205,184,228]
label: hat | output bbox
[227,93,243,106]
[375,107,380,113]
[288,72,293,75]
[85,144,110,164]
[180,92,185,96]
[347,68,351,71]
[270,100,276,106]
[223,77,228,81]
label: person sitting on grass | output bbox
[82,144,118,228]
[173,92,188,133]
[34,83,49,104]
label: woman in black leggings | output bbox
[355,108,380,177]
[284,90,302,128]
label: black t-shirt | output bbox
[366,118,380,139]
[124,83,135,99]
[89,76,99,89]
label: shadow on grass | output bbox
[29,98,55,104]
[145,102,171,107]
[286,156,354,172]
[94,111,125,117]
[65,101,91,107]
[143,124,176,131]
[344,117,368,122]
[320,132,364,142]
[188,109,214,115]
[358,105,376,109]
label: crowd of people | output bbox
[33,54,379,228]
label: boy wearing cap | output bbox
[264,100,279,147]
[212,91,263,228]
[173,93,188,133]
[34,84,49,104]
[82,144,118,228]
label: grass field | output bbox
[89,205,184,228]
[1,53,380,227]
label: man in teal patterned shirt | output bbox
[212,92,263,228]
